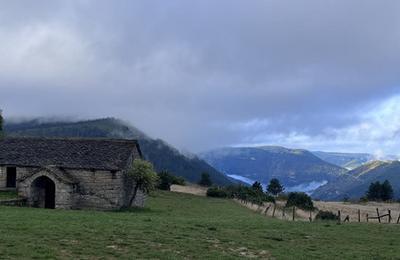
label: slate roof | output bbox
[0,137,142,171]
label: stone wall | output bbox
[0,164,145,210]
[17,167,75,209]
[0,167,5,188]
[68,169,125,210]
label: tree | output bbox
[366,180,394,201]
[285,192,314,210]
[381,180,394,201]
[198,172,212,187]
[127,159,159,207]
[157,171,174,191]
[267,178,284,196]
[366,181,381,201]
[252,181,263,193]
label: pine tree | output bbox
[267,178,284,196]
[381,180,394,201]
[366,180,394,201]
[366,181,381,201]
[251,181,263,193]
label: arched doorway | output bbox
[31,176,56,209]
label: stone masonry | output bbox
[0,137,145,210]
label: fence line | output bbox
[238,200,400,224]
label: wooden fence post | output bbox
[338,210,341,224]
[358,209,361,223]
[264,204,271,215]
[309,210,312,222]
[292,206,295,221]
[366,213,369,223]
[272,203,276,217]
[282,207,285,218]
[388,210,392,223]
[397,213,400,224]
[376,208,381,223]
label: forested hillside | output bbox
[5,118,233,186]
[200,146,346,192]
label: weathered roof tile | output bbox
[0,137,141,170]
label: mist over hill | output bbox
[4,118,233,186]
[312,151,374,169]
[199,146,347,193]
[312,160,400,200]
[312,151,399,170]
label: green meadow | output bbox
[0,191,399,259]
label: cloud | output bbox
[240,95,400,155]
[0,0,400,153]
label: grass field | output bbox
[1,191,400,259]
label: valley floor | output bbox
[1,191,400,259]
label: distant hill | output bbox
[312,151,374,169]
[312,160,400,200]
[312,151,399,170]
[199,146,347,192]
[4,118,233,186]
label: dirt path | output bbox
[170,184,207,196]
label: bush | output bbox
[206,187,229,198]
[315,210,339,221]
[157,171,186,190]
[171,175,185,186]
[157,171,174,190]
[285,192,314,210]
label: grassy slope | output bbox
[0,191,399,259]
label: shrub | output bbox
[127,159,159,207]
[157,171,174,190]
[315,210,339,221]
[171,175,185,186]
[206,187,229,198]
[285,192,314,210]
[206,184,275,204]
[157,171,186,190]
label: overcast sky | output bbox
[1,1,400,155]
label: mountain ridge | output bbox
[199,145,347,192]
[4,117,233,186]
[312,160,400,200]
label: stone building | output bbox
[0,137,145,210]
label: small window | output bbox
[111,170,117,179]
[6,167,17,188]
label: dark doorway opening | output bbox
[31,176,56,209]
[6,167,16,188]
